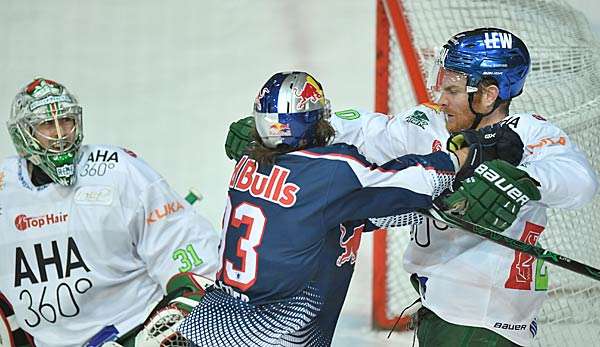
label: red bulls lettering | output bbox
[231,156,299,208]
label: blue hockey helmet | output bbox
[429,27,531,101]
[253,71,330,149]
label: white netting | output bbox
[380,0,600,345]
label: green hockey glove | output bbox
[225,115,255,161]
[441,160,541,232]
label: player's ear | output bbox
[481,84,500,111]
[473,84,499,114]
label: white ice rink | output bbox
[1,1,599,346]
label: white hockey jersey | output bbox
[330,105,598,346]
[0,145,220,347]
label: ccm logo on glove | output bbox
[474,164,530,206]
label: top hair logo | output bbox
[14,213,69,231]
[484,32,513,49]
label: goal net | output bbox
[373,0,600,345]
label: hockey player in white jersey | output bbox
[0,78,220,347]
[225,28,598,346]
[334,28,598,346]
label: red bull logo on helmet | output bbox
[294,76,324,110]
[269,122,291,136]
[336,223,364,267]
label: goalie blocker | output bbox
[84,273,213,347]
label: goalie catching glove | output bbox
[225,115,255,161]
[437,160,541,232]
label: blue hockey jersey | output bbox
[180,143,455,346]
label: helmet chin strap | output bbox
[467,92,504,129]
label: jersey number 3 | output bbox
[223,201,266,291]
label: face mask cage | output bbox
[15,105,83,157]
[427,49,478,103]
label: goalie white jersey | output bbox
[330,105,598,346]
[0,145,220,347]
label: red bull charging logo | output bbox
[294,76,323,110]
[269,122,291,136]
[336,224,364,267]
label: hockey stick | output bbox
[421,206,600,282]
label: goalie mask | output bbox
[7,78,83,186]
[253,71,330,149]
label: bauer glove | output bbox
[439,160,541,232]
[225,115,255,161]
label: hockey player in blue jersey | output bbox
[179,71,540,347]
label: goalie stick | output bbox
[422,206,600,282]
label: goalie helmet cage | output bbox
[372,0,600,345]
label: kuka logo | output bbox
[526,136,566,153]
[229,156,299,208]
[336,224,364,267]
[146,201,185,224]
[14,213,68,231]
